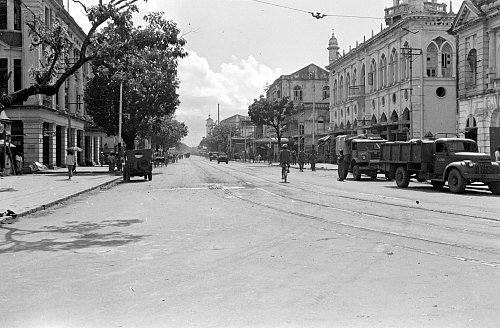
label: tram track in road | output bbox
[189,157,500,267]
[202,157,500,223]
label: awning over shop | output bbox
[317,135,331,144]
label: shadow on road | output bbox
[0,219,147,254]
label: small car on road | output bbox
[209,152,219,161]
[217,153,229,164]
[123,149,153,182]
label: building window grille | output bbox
[426,43,438,77]
[14,0,21,30]
[293,86,303,101]
[0,58,8,96]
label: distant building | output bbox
[219,114,256,138]
[326,0,457,142]
[450,0,500,157]
[206,114,215,137]
[266,64,330,151]
[0,0,107,170]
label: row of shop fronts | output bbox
[1,105,117,175]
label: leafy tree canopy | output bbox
[0,0,145,113]
[199,124,238,153]
[248,95,295,148]
[150,116,188,151]
[84,12,187,148]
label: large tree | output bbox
[0,0,145,114]
[150,116,188,151]
[248,95,295,149]
[84,12,187,148]
[200,124,238,153]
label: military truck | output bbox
[378,138,500,194]
[335,134,387,180]
[123,149,153,182]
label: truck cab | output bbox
[336,134,387,180]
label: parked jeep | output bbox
[123,149,153,182]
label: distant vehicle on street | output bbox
[378,138,500,194]
[217,153,229,164]
[123,149,153,182]
[209,152,219,161]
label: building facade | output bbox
[450,0,500,158]
[266,64,330,151]
[326,0,457,142]
[1,0,105,173]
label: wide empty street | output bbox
[1,156,499,328]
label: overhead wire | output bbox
[247,0,383,20]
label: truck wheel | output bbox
[448,169,466,193]
[431,181,445,189]
[488,182,500,195]
[395,166,410,188]
[352,164,361,181]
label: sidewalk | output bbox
[0,166,122,222]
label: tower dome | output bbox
[328,29,340,64]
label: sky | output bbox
[68,0,464,147]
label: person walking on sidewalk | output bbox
[15,152,23,175]
[66,149,76,180]
[337,150,347,181]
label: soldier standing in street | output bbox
[310,146,317,171]
[297,149,305,172]
[337,150,346,181]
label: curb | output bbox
[14,176,122,219]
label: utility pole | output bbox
[401,47,422,140]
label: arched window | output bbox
[380,112,387,123]
[369,60,377,92]
[322,86,330,100]
[293,86,303,101]
[466,49,477,88]
[465,115,477,141]
[339,76,344,102]
[379,54,387,88]
[277,90,281,98]
[426,43,438,77]
[402,108,410,121]
[441,43,452,77]
[391,110,398,122]
[401,42,409,80]
[352,68,357,95]
[389,48,398,84]
[346,73,350,99]
[333,79,338,104]
[360,65,366,94]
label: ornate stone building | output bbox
[450,0,500,158]
[326,0,457,142]
[266,64,330,151]
[0,0,105,170]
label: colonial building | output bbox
[326,0,457,142]
[266,64,330,151]
[0,0,105,172]
[450,0,500,158]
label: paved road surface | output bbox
[1,156,499,328]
